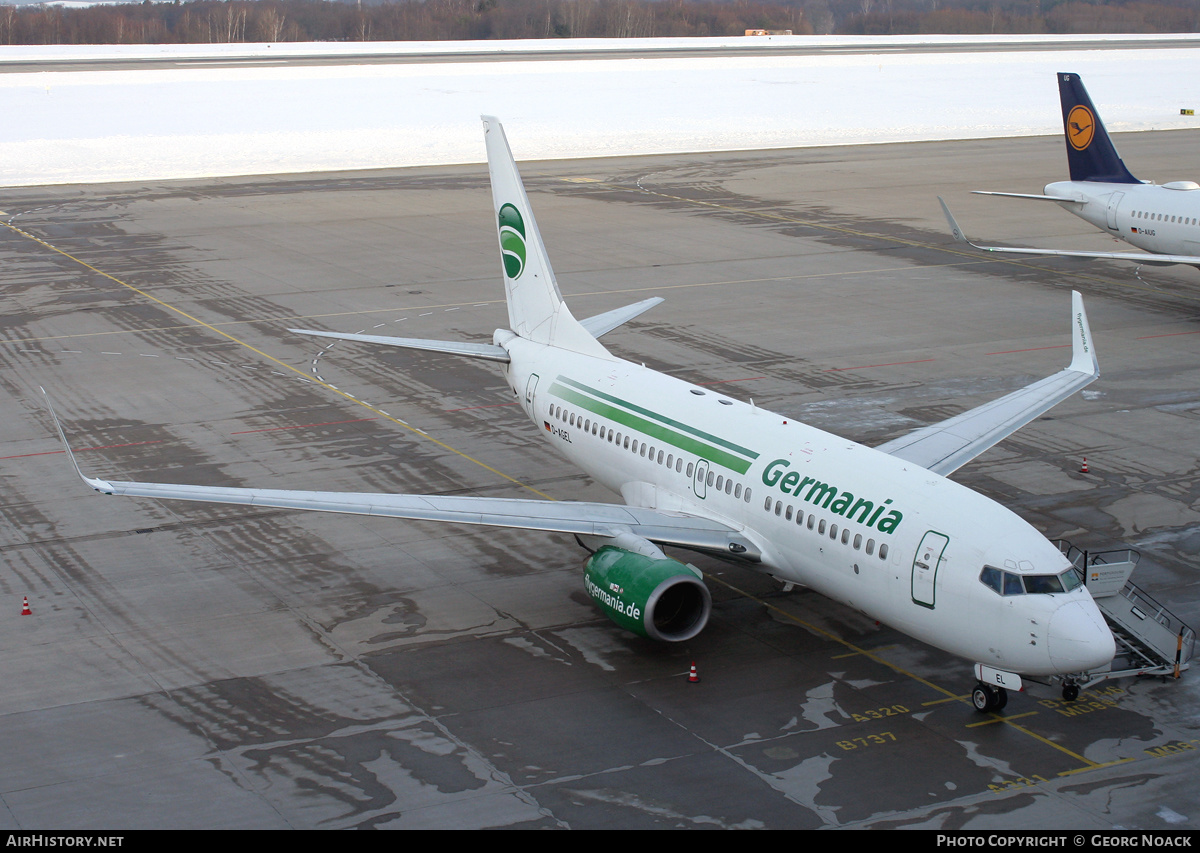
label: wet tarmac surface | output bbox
[0,133,1198,829]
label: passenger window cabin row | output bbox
[764,496,889,560]
[1132,210,1198,225]
[549,402,754,503]
[549,401,890,561]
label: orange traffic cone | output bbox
[21,596,31,616]
[688,661,700,683]
[1081,457,1089,474]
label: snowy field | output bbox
[2,35,1198,186]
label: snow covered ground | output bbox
[1,36,1198,186]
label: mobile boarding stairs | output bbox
[1056,540,1194,692]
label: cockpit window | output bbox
[981,566,1084,597]
[1060,568,1083,592]
[980,566,1003,594]
[978,566,1030,596]
[1023,574,1064,594]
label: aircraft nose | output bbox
[1047,600,1115,672]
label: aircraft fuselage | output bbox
[500,333,1115,678]
[1046,179,1200,258]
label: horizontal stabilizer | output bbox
[972,191,1084,204]
[877,291,1098,476]
[290,329,510,363]
[580,298,664,338]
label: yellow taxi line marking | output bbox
[705,573,960,701]
[1058,758,1135,776]
[966,710,1039,726]
[3,220,555,501]
[706,573,1105,770]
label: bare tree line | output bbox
[0,0,807,43]
[0,0,1194,45]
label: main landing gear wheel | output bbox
[971,683,1008,712]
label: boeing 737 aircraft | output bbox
[47,117,1116,713]
[943,72,1200,268]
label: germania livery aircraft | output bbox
[943,72,1200,269]
[48,117,1116,713]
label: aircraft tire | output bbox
[972,684,994,712]
[994,687,1008,710]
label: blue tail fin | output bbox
[1057,72,1139,184]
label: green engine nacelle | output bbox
[583,546,712,642]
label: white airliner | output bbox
[943,72,1200,268]
[46,116,1116,713]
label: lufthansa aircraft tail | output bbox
[1058,72,1139,185]
[482,116,610,358]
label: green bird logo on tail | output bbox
[499,203,527,279]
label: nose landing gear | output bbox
[972,664,1021,712]
[971,682,1009,712]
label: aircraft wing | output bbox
[940,197,1200,268]
[44,392,759,560]
[946,244,1200,267]
[875,291,1098,477]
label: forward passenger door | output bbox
[911,531,949,609]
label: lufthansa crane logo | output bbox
[498,203,527,279]
[1067,105,1095,151]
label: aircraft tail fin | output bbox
[1057,72,1139,184]
[482,116,610,358]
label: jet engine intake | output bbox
[583,545,711,642]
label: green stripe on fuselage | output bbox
[555,377,759,462]
[550,381,754,474]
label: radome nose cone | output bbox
[1048,600,1115,672]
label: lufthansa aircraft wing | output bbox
[43,392,759,560]
[875,290,1098,476]
[940,198,1200,268]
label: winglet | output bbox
[40,388,116,495]
[939,197,996,252]
[875,291,1101,476]
[938,196,970,245]
[1068,290,1099,377]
